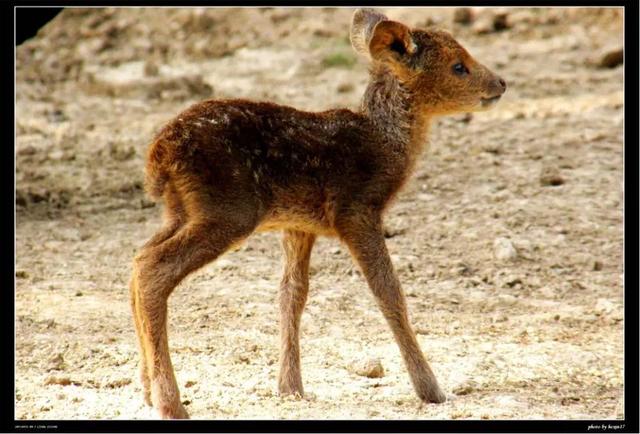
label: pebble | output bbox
[473,11,510,34]
[453,8,474,25]
[353,358,385,378]
[336,82,354,93]
[493,237,518,261]
[492,13,510,31]
[497,293,518,305]
[493,314,509,323]
[47,353,65,371]
[473,15,493,34]
[452,380,480,395]
[44,375,75,386]
[598,47,623,68]
[540,166,565,186]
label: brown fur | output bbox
[130,8,506,419]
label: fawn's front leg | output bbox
[337,214,446,404]
[278,230,316,396]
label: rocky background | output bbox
[15,7,624,419]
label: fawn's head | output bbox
[351,8,506,115]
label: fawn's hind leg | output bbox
[131,188,186,407]
[278,230,316,396]
[336,212,446,404]
[131,216,256,419]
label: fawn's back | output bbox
[146,99,408,235]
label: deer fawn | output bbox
[130,8,506,419]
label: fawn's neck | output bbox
[361,65,432,170]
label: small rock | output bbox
[185,380,197,388]
[497,293,518,305]
[473,11,510,34]
[47,353,65,371]
[453,8,474,25]
[503,276,523,288]
[104,378,132,388]
[540,166,565,186]
[383,226,406,239]
[593,260,603,271]
[336,82,354,93]
[452,380,480,395]
[453,262,473,276]
[458,113,473,123]
[44,375,80,386]
[493,314,509,323]
[472,15,493,34]
[48,108,68,123]
[45,375,70,386]
[353,358,385,378]
[15,270,29,279]
[512,238,534,252]
[492,13,510,31]
[493,237,518,261]
[598,47,623,68]
[18,145,37,156]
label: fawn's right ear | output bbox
[368,20,416,63]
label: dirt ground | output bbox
[15,7,624,420]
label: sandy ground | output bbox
[15,7,624,420]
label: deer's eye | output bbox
[452,62,469,76]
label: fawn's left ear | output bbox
[369,20,416,63]
[350,8,389,59]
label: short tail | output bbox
[144,140,170,200]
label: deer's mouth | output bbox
[481,95,501,108]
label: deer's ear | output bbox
[350,8,388,59]
[369,20,416,63]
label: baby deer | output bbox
[130,8,506,419]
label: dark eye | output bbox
[452,62,469,76]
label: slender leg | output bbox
[131,189,185,408]
[278,230,316,396]
[131,271,152,406]
[336,213,446,404]
[131,219,254,419]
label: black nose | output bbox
[497,77,507,93]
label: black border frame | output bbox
[5,0,638,433]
